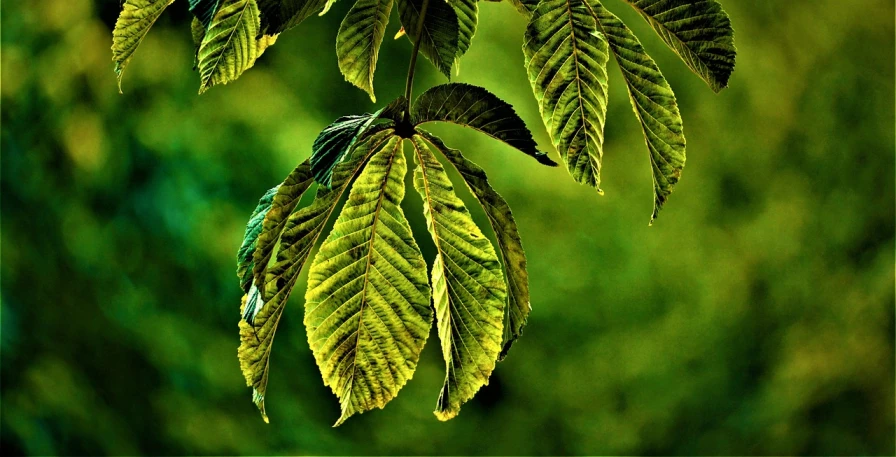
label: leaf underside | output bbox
[196,0,262,93]
[111,0,176,92]
[411,135,506,420]
[310,113,380,186]
[419,131,530,361]
[523,0,610,192]
[448,0,478,63]
[305,134,433,426]
[336,0,393,102]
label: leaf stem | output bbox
[403,0,431,123]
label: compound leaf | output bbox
[589,0,685,222]
[336,0,393,102]
[410,135,506,421]
[523,0,610,191]
[238,129,395,422]
[111,0,176,92]
[419,132,530,361]
[411,83,557,166]
[397,0,460,78]
[305,135,433,426]
[621,0,736,92]
[197,0,262,93]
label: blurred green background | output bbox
[2,0,894,454]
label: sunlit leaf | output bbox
[111,0,175,92]
[305,134,433,426]
[397,0,460,78]
[589,0,685,222]
[197,0,262,93]
[419,131,530,361]
[621,0,736,92]
[411,82,557,166]
[336,0,393,102]
[523,0,610,191]
[238,129,395,422]
[410,135,506,421]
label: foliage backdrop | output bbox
[1,0,894,454]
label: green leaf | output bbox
[419,131,530,361]
[237,185,279,293]
[111,0,175,92]
[506,0,537,14]
[197,0,262,94]
[336,0,393,102]
[410,135,507,421]
[621,0,736,92]
[310,110,393,187]
[589,0,686,222]
[397,0,460,78]
[257,0,329,35]
[189,0,221,27]
[238,129,395,422]
[305,134,433,426]
[191,17,205,68]
[411,82,557,166]
[523,0,610,191]
[448,0,478,62]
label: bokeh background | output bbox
[2,0,894,454]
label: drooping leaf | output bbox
[336,0,393,102]
[397,0,460,78]
[410,135,507,421]
[523,0,610,191]
[256,0,329,35]
[111,0,175,92]
[196,0,264,93]
[411,83,557,166]
[237,185,280,293]
[191,17,205,68]
[238,129,394,422]
[189,0,221,28]
[419,131,530,361]
[621,0,736,92]
[305,134,433,426]
[310,110,390,187]
[248,162,315,295]
[448,0,478,62]
[589,0,686,222]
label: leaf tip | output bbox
[433,409,458,422]
[252,389,269,423]
[534,152,558,167]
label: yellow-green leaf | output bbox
[305,134,432,426]
[589,0,685,222]
[420,131,530,361]
[397,0,460,78]
[410,135,506,420]
[197,0,262,94]
[336,0,393,102]
[238,129,395,422]
[523,0,610,191]
[111,0,175,92]
[621,0,736,92]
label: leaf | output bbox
[588,0,685,222]
[336,0,393,102]
[448,0,478,61]
[506,0,537,15]
[523,0,610,191]
[411,82,557,166]
[410,135,507,421]
[191,17,205,68]
[257,0,329,35]
[419,131,530,361]
[238,129,395,422]
[256,33,279,56]
[237,185,280,293]
[310,110,390,187]
[189,0,221,28]
[397,0,460,78]
[197,0,262,94]
[248,162,315,295]
[111,0,176,92]
[305,134,433,426]
[621,0,736,92]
